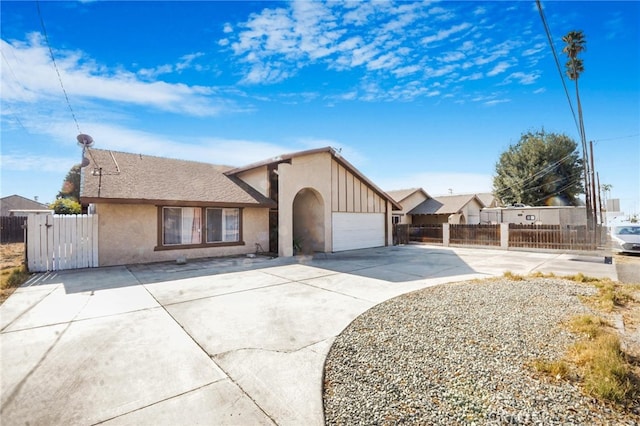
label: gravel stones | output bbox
[323,278,639,425]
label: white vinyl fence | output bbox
[27,214,98,272]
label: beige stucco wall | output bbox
[461,200,483,224]
[277,152,392,256]
[236,166,269,197]
[396,191,429,224]
[95,203,269,266]
[278,152,333,257]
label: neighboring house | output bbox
[386,188,430,225]
[476,192,501,208]
[408,194,485,225]
[80,147,400,266]
[481,206,587,226]
[0,195,50,216]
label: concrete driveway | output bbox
[1,245,616,425]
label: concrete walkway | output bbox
[1,245,616,425]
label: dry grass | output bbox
[530,275,640,406]
[502,271,525,281]
[569,332,635,402]
[1,243,29,305]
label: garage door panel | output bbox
[332,213,385,252]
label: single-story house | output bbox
[386,188,430,225]
[1,195,50,216]
[80,147,401,266]
[408,194,485,225]
[480,206,587,226]
[476,193,501,208]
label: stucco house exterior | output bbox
[476,193,501,208]
[408,194,485,225]
[386,188,430,225]
[80,147,400,266]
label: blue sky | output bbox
[1,1,638,215]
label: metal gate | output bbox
[27,214,98,272]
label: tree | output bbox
[493,130,584,206]
[562,30,595,230]
[50,198,81,215]
[57,164,81,201]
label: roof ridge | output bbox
[88,148,235,169]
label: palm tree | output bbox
[562,30,594,233]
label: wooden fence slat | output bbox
[26,214,99,272]
[91,214,98,267]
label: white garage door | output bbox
[332,212,385,252]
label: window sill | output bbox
[154,241,245,251]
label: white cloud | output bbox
[503,71,539,85]
[522,43,545,56]
[222,1,549,102]
[484,99,510,106]
[422,23,471,45]
[0,153,75,173]
[1,36,226,116]
[440,51,465,63]
[486,61,511,77]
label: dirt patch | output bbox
[1,243,27,304]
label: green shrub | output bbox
[50,198,81,214]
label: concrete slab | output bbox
[32,266,141,293]
[3,283,159,332]
[301,272,487,304]
[532,253,616,279]
[102,380,274,426]
[1,308,226,425]
[144,270,290,305]
[166,279,373,355]
[1,323,68,408]
[0,244,619,425]
[0,284,58,331]
[260,264,340,281]
[214,338,333,426]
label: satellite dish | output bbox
[80,152,90,168]
[77,133,94,147]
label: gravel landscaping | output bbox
[323,278,640,425]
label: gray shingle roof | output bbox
[409,194,482,215]
[1,195,49,216]
[80,149,275,207]
[386,188,425,203]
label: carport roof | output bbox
[80,149,276,207]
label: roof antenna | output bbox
[77,133,94,168]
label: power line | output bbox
[593,133,639,143]
[36,0,82,134]
[535,0,580,137]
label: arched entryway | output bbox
[292,188,325,254]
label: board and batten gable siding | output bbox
[331,160,386,214]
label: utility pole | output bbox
[589,141,598,244]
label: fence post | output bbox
[443,223,450,246]
[500,223,509,249]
